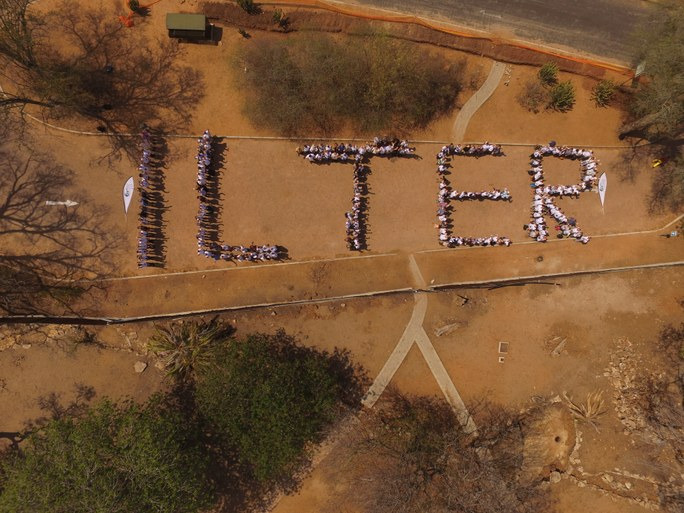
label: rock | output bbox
[434,321,468,337]
[549,471,562,483]
[625,481,632,490]
[340,303,346,308]
[21,344,31,349]
[134,361,148,373]
[154,361,166,371]
[271,311,277,316]
[520,402,576,483]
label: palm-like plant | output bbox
[149,317,227,380]
[563,390,606,432]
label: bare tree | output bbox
[0,0,204,157]
[0,146,117,314]
[0,0,38,70]
[621,2,684,142]
[328,392,552,513]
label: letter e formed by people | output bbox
[436,143,512,248]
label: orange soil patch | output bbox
[0,343,163,434]
[465,66,628,145]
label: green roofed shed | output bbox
[166,13,209,40]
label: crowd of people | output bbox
[435,143,512,248]
[345,163,369,250]
[137,128,166,268]
[298,138,416,251]
[449,188,512,201]
[297,137,415,163]
[195,130,283,262]
[438,142,505,161]
[526,142,597,243]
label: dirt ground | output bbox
[1,1,682,512]
[3,267,680,511]
[16,0,673,282]
[27,129,675,283]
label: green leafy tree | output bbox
[548,81,576,111]
[0,396,215,513]
[592,79,616,107]
[195,330,364,483]
[538,62,559,85]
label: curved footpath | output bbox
[452,61,505,142]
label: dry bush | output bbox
[517,80,547,113]
[325,391,552,513]
[637,324,684,463]
[0,0,204,158]
[235,34,465,136]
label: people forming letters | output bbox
[195,130,284,262]
[525,142,597,244]
[436,142,513,248]
[297,138,417,251]
[135,135,601,267]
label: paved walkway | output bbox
[452,60,506,142]
[364,62,505,427]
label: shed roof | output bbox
[166,13,207,31]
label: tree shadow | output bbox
[19,383,97,439]
[33,0,206,162]
[0,145,120,315]
[615,143,649,184]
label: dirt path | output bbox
[59,223,683,320]
[452,60,506,141]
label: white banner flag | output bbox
[123,177,134,213]
[598,173,607,207]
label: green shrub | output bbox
[549,81,576,111]
[517,80,547,113]
[236,0,259,14]
[538,62,559,85]
[0,397,214,513]
[592,79,616,107]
